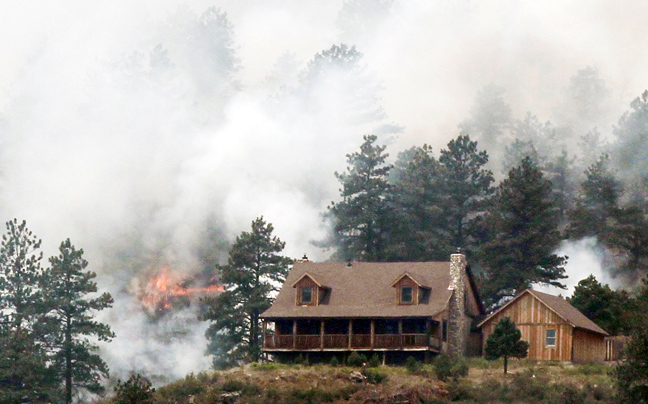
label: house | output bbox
[478,289,609,362]
[260,252,483,363]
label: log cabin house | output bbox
[478,289,609,362]
[261,252,484,363]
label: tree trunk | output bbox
[66,316,72,404]
[503,355,508,375]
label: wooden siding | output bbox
[294,276,319,306]
[481,293,574,361]
[573,329,605,362]
[393,276,419,305]
[463,274,481,316]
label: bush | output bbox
[433,355,468,382]
[368,353,381,368]
[113,373,155,404]
[155,373,204,399]
[330,356,340,367]
[405,356,422,374]
[362,368,388,384]
[294,353,308,365]
[346,351,367,367]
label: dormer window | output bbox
[401,286,413,304]
[301,287,313,304]
[292,273,326,307]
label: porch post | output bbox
[348,319,353,349]
[262,320,267,349]
[320,319,325,349]
[293,319,297,349]
[370,319,375,349]
[398,319,403,348]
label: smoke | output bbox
[2,0,648,381]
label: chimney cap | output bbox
[456,247,462,253]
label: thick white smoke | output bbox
[2,0,648,382]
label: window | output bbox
[546,329,556,347]
[300,287,312,304]
[401,286,413,303]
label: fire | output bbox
[139,267,224,314]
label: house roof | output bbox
[477,289,609,336]
[261,261,456,319]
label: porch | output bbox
[263,318,443,352]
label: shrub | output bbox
[368,353,381,368]
[433,355,468,382]
[221,379,246,392]
[155,373,204,399]
[346,351,367,367]
[405,356,422,374]
[362,368,388,384]
[113,373,155,404]
[294,353,308,365]
[330,356,340,367]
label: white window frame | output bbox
[545,329,557,347]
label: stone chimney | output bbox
[447,250,467,357]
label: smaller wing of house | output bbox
[478,289,608,362]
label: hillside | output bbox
[96,359,617,404]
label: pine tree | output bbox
[387,145,448,261]
[485,317,529,374]
[439,135,494,251]
[480,157,567,306]
[328,135,392,261]
[202,217,292,367]
[0,219,58,401]
[43,238,114,403]
[568,275,634,336]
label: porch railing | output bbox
[265,333,435,350]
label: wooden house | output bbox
[261,252,484,363]
[478,289,609,362]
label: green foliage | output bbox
[367,353,381,368]
[294,354,308,366]
[114,373,155,404]
[329,356,340,367]
[0,220,58,400]
[43,238,114,403]
[568,274,635,335]
[202,217,292,367]
[362,368,388,384]
[439,134,494,250]
[346,351,367,367]
[328,135,393,261]
[616,317,648,404]
[405,356,421,374]
[433,354,468,382]
[485,317,529,374]
[155,373,205,400]
[480,157,567,305]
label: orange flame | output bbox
[139,267,224,313]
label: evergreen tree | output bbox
[328,135,392,261]
[613,90,648,183]
[480,157,567,306]
[616,311,648,403]
[202,217,292,367]
[43,239,114,403]
[387,145,448,261]
[568,275,634,336]
[459,84,513,167]
[439,135,494,251]
[568,155,622,242]
[0,219,57,401]
[485,317,529,374]
[114,373,156,404]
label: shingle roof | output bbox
[477,289,609,336]
[529,290,609,335]
[261,261,454,319]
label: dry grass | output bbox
[92,359,618,404]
